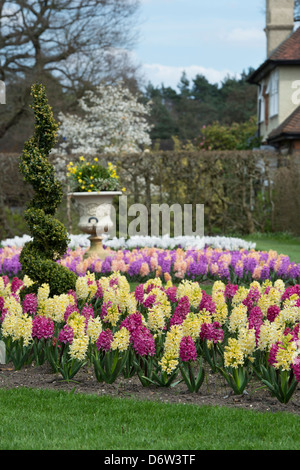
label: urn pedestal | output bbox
[69,191,122,259]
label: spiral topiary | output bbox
[19,83,77,297]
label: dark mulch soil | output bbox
[1,361,300,415]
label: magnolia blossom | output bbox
[57,82,152,155]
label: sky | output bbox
[133,0,267,90]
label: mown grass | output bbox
[0,387,300,450]
[243,232,300,263]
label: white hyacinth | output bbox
[0,233,256,251]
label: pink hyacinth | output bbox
[0,296,4,313]
[143,293,156,308]
[266,305,280,322]
[96,329,113,352]
[10,277,23,294]
[248,306,263,343]
[198,291,216,315]
[95,281,103,300]
[58,324,74,344]
[82,304,94,322]
[224,284,238,300]
[268,343,279,367]
[32,316,54,340]
[179,336,197,362]
[165,285,177,303]
[67,289,77,303]
[131,326,155,356]
[100,301,113,320]
[120,313,155,356]
[64,304,80,322]
[292,357,300,382]
[2,276,9,287]
[169,296,190,327]
[22,293,38,315]
[134,284,144,303]
[120,312,144,333]
[0,307,8,323]
[200,321,224,343]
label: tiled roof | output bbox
[248,27,300,84]
[268,105,300,141]
[268,26,300,61]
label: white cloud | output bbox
[140,63,237,89]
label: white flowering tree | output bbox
[57,82,152,155]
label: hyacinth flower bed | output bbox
[1,243,300,286]
[1,272,300,405]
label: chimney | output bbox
[265,0,295,57]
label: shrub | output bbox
[19,83,77,297]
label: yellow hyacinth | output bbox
[69,335,89,361]
[224,338,244,368]
[111,327,130,352]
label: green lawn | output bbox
[0,387,300,450]
[243,232,300,263]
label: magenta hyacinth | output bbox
[169,295,190,327]
[120,312,155,356]
[224,284,238,300]
[292,357,300,382]
[10,277,23,294]
[95,281,103,300]
[142,293,156,308]
[96,329,113,352]
[165,285,177,303]
[268,343,279,367]
[64,303,80,322]
[134,284,144,303]
[58,324,74,344]
[179,336,197,362]
[248,306,263,343]
[120,312,144,333]
[32,316,54,340]
[266,305,281,322]
[131,326,155,356]
[0,296,4,313]
[22,293,38,315]
[82,304,94,321]
[200,321,224,343]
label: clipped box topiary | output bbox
[19,83,77,297]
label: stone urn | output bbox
[69,191,122,259]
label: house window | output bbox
[258,82,265,123]
[268,69,279,118]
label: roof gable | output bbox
[268,105,300,142]
[248,27,300,84]
[269,26,300,61]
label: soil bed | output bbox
[1,362,300,415]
